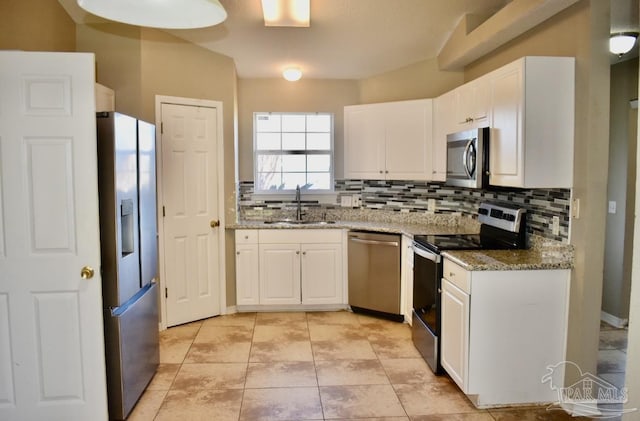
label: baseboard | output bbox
[225,305,237,315]
[601,311,628,328]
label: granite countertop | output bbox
[228,219,478,237]
[443,247,574,271]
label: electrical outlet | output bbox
[608,201,617,214]
[427,198,436,212]
[340,195,352,207]
[552,216,560,236]
[352,195,361,207]
[572,198,580,219]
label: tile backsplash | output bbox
[238,179,571,242]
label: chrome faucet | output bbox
[295,184,305,221]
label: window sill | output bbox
[250,191,338,204]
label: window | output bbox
[254,112,334,192]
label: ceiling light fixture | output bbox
[283,67,302,81]
[262,0,310,27]
[76,0,227,29]
[609,32,639,57]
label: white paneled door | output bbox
[0,52,108,420]
[160,103,221,326]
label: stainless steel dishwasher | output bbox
[348,231,403,322]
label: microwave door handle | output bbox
[463,139,473,178]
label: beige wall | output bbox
[0,0,75,52]
[358,57,464,104]
[465,0,611,381]
[237,78,360,181]
[76,24,143,118]
[603,58,639,321]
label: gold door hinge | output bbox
[162,206,166,217]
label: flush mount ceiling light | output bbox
[283,67,302,81]
[76,0,227,29]
[262,0,310,27]
[609,32,639,56]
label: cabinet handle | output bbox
[296,251,300,255]
[379,170,383,174]
[302,251,306,255]
[449,272,455,277]
[236,251,240,255]
[385,170,389,174]
[244,235,249,240]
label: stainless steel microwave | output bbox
[445,127,490,188]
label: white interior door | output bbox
[160,102,221,326]
[0,52,108,420]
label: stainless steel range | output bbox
[411,203,527,373]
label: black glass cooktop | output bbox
[413,234,483,253]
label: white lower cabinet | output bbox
[235,229,344,309]
[235,230,259,306]
[440,257,570,408]
[259,243,301,305]
[440,278,469,391]
[301,244,343,305]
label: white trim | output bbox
[226,305,237,315]
[631,99,638,109]
[601,310,628,328]
[237,304,349,312]
[155,94,227,330]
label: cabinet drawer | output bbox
[443,259,470,294]
[235,229,258,244]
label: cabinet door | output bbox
[236,244,259,306]
[432,92,455,181]
[455,78,491,130]
[344,105,385,179]
[489,63,523,187]
[441,278,469,392]
[301,243,343,305]
[385,99,433,180]
[259,244,301,305]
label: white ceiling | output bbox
[58,0,639,79]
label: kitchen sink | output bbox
[262,220,336,225]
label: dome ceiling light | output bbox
[283,67,302,81]
[76,0,227,29]
[609,32,639,57]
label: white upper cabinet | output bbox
[432,90,456,182]
[344,103,386,179]
[344,99,433,181]
[488,57,575,188]
[454,77,491,130]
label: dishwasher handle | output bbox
[349,237,399,247]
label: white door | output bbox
[160,103,221,326]
[0,52,108,420]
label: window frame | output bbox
[252,111,335,195]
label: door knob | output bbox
[210,220,220,228]
[80,266,95,279]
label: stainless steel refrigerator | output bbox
[96,112,159,420]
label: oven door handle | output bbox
[412,243,441,263]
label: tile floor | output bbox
[597,322,628,389]
[128,311,591,421]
